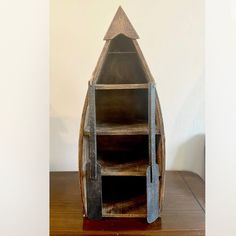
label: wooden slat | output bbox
[108,51,136,54]
[91,40,111,83]
[95,84,148,90]
[99,159,147,176]
[84,122,160,136]
[132,40,155,83]
[102,194,146,217]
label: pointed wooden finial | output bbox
[104,6,139,40]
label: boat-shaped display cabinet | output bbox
[79,6,165,223]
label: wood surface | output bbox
[108,52,136,54]
[95,83,148,90]
[95,89,148,123]
[50,171,205,236]
[103,6,139,40]
[84,122,160,135]
[99,158,147,176]
[97,52,147,84]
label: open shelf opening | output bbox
[102,176,147,216]
[97,35,147,84]
[108,34,136,52]
[97,135,149,176]
[96,89,148,125]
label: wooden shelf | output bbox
[84,122,160,135]
[99,159,147,176]
[108,51,136,54]
[102,194,146,217]
[95,84,148,90]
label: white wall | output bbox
[50,0,204,178]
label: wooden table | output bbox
[50,171,205,235]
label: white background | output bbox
[50,0,205,178]
[0,0,236,235]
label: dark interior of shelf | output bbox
[96,89,148,124]
[97,135,149,164]
[108,34,136,52]
[97,34,147,84]
[97,135,160,169]
[102,176,146,215]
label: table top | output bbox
[50,171,205,236]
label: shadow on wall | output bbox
[173,134,205,180]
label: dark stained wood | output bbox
[104,6,139,40]
[50,171,205,235]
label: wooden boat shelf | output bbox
[79,6,165,223]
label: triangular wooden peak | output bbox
[92,6,154,85]
[104,6,139,40]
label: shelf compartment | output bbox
[96,89,148,124]
[108,34,136,53]
[97,35,146,84]
[97,53,147,84]
[102,176,147,217]
[97,135,149,176]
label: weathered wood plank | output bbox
[95,83,148,90]
[86,84,102,219]
[84,122,160,136]
[99,159,147,176]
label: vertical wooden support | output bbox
[89,83,97,179]
[86,82,102,219]
[146,83,160,223]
